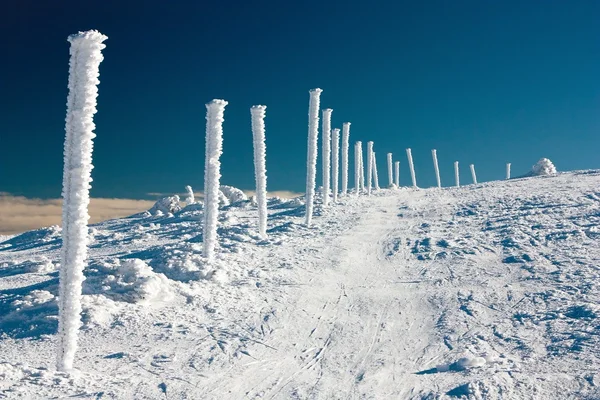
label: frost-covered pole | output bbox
[432,149,441,188]
[341,123,350,195]
[305,88,322,226]
[354,142,360,194]
[331,128,340,203]
[394,161,400,187]
[454,161,460,187]
[251,105,268,238]
[359,143,365,191]
[203,99,228,260]
[366,141,374,195]
[57,30,107,373]
[506,163,511,180]
[387,153,393,187]
[373,152,380,190]
[406,148,417,188]
[470,164,477,184]
[185,185,195,205]
[321,109,332,207]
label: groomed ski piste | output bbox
[1,171,599,399]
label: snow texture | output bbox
[506,163,511,180]
[203,99,228,261]
[394,161,400,187]
[432,149,441,188]
[321,109,332,207]
[331,128,340,203]
[470,163,478,184]
[366,142,374,195]
[341,123,350,195]
[250,105,268,238]
[406,148,417,188]
[532,158,557,176]
[57,29,107,372]
[184,186,195,205]
[305,89,322,226]
[387,153,393,188]
[454,161,460,187]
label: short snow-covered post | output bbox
[372,152,380,190]
[305,88,322,226]
[506,163,511,180]
[387,153,393,187]
[432,149,441,188]
[331,128,340,203]
[185,185,195,205]
[394,161,400,187]
[321,109,332,207]
[203,99,228,260]
[406,148,417,188]
[470,164,477,184]
[454,161,460,187]
[57,30,107,372]
[366,141,374,195]
[341,123,350,195]
[251,105,268,238]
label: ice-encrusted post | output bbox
[387,153,393,187]
[203,99,228,260]
[185,185,195,205]
[366,141,374,195]
[354,141,361,194]
[506,163,511,180]
[470,164,477,184]
[57,30,107,373]
[406,148,417,188]
[341,123,350,195]
[251,105,268,238]
[394,161,400,187]
[305,88,322,226]
[454,161,460,187]
[331,128,340,203]
[358,141,365,192]
[373,152,380,190]
[432,149,441,188]
[321,109,332,207]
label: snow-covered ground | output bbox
[1,171,599,399]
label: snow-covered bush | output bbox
[149,195,181,216]
[341,123,350,195]
[219,185,248,205]
[321,109,332,207]
[57,30,107,372]
[531,158,557,176]
[250,105,268,238]
[203,99,228,261]
[305,88,322,226]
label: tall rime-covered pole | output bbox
[358,142,365,192]
[321,109,332,207]
[354,142,360,194]
[372,152,380,190]
[454,161,460,187]
[406,148,417,188]
[251,105,268,238]
[305,88,322,226]
[387,153,393,187]
[366,141,374,195]
[470,164,478,184]
[203,99,228,260]
[394,161,400,187]
[432,149,441,188]
[331,128,340,203]
[341,123,350,195]
[506,163,511,180]
[57,30,107,372]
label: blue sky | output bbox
[1,0,599,199]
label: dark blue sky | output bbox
[1,0,599,199]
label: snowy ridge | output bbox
[1,171,600,399]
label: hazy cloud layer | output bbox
[147,190,303,199]
[0,195,155,235]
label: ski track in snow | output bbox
[1,171,600,399]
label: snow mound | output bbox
[531,158,557,176]
[220,185,248,205]
[149,195,181,216]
